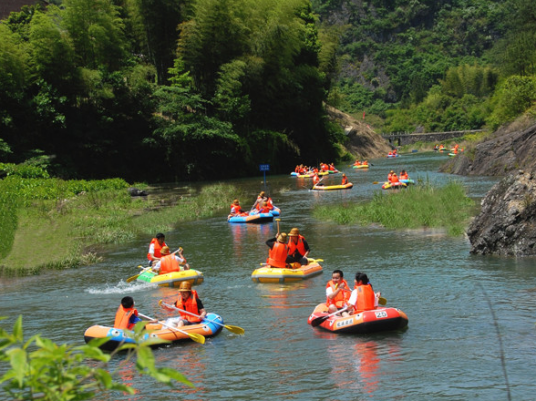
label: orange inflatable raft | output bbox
[307,303,408,334]
[84,313,223,351]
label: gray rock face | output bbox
[468,170,536,256]
[441,120,536,176]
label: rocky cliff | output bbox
[468,170,536,256]
[326,105,391,159]
[440,118,536,176]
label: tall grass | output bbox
[313,180,475,236]
[0,182,244,276]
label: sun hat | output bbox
[288,228,300,237]
[277,233,288,243]
[160,246,170,255]
[178,281,192,292]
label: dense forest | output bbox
[1,0,536,181]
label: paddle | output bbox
[311,306,349,327]
[311,176,325,190]
[307,258,324,263]
[138,312,205,344]
[159,300,245,335]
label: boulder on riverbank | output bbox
[467,170,536,256]
[325,105,391,159]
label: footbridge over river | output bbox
[380,130,483,146]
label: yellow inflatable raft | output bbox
[251,262,323,283]
[137,269,204,287]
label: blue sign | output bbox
[259,164,270,172]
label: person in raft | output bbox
[230,199,248,217]
[147,233,167,266]
[114,296,154,330]
[252,191,268,210]
[152,246,189,274]
[165,281,207,327]
[387,170,394,181]
[341,173,348,185]
[265,232,289,268]
[399,170,409,180]
[326,270,350,316]
[347,272,380,315]
[287,227,310,265]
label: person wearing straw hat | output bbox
[265,232,289,268]
[165,281,206,327]
[287,227,310,265]
[152,246,189,274]
[230,199,248,217]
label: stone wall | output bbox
[1,0,39,20]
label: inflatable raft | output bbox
[84,313,223,351]
[251,262,323,283]
[137,269,204,287]
[352,164,369,169]
[312,183,353,190]
[400,179,415,185]
[318,170,339,176]
[381,182,407,190]
[307,303,408,334]
[228,212,274,223]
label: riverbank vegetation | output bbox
[313,181,475,236]
[0,167,242,276]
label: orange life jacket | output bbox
[147,238,166,261]
[390,174,399,183]
[342,176,348,185]
[266,198,274,209]
[313,175,320,185]
[230,204,243,214]
[114,305,138,330]
[355,161,361,165]
[267,241,288,268]
[326,279,350,308]
[352,284,375,312]
[159,254,181,274]
[175,290,202,323]
[400,173,408,180]
[387,173,393,181]
[388,152,393,156]
[288,235,307,257]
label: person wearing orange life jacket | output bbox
[354,160,361,166]
[114,296,143,330]
[230,199,248,217]
[287,227,310,265]
[326,270,351,316]
[152,246,189,274]
[265,232,289,268]
[390,173,400,184]
[165,281,206,327]
[347,272,379,315]
[312,174,321,186]
[399,170,409,180]
[341,174,348,185]
[252,191,268,211]
[387,170,394,182]
[147,233,167,266]
[257,201,271,214]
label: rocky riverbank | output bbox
[442,117,536,257]
[468,170,536,256]
[326,105,391,159]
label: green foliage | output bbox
[313,180,475,236]
[0,163,50,179]
[0,179,18,259]
[0,316,191,400]
[0,176,129,205]
[486,75,536,129]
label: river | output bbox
[1,152,535,400]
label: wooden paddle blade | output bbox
[188,333,206,344]
[126,274,140,283]
[373,181,379,184]
[378,297,387,305]
[224,324,245,335]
